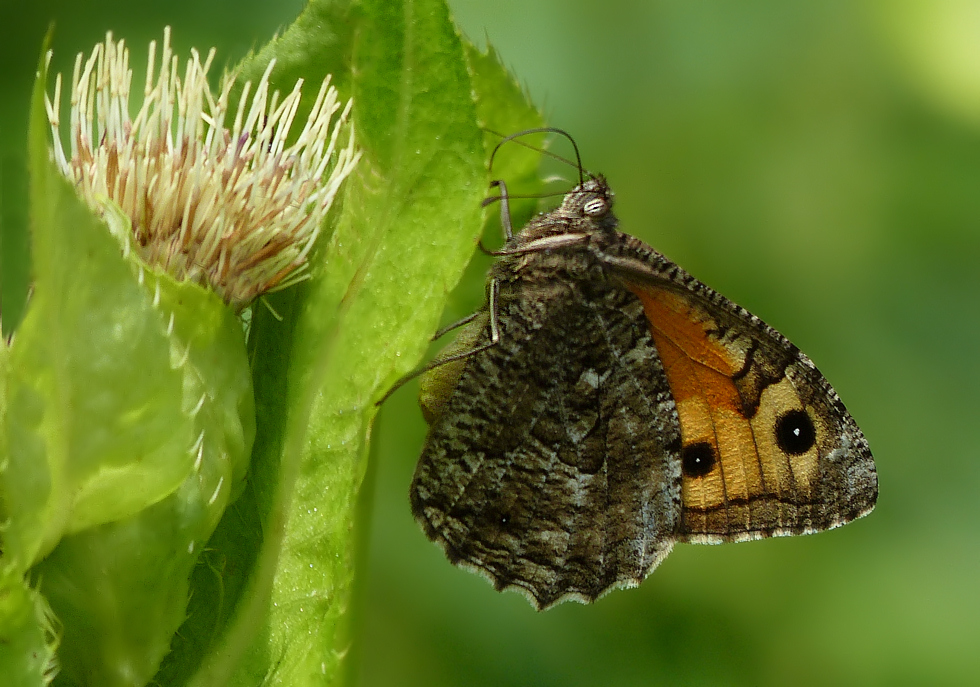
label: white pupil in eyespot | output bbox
[583,198,606,216]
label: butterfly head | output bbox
[556,175,618,233]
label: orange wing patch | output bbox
[627,285,818,538]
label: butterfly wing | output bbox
[411,167,875,608]
[594,233,878,543]
[413,280,683,609]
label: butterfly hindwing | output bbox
[413,266,682,609]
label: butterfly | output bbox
[409,129,877,610]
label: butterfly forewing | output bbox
[595,236,877,541]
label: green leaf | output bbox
[177,0,490,683]
[0,567,57,687]
[236,0,356,102]
[465,41,546,231]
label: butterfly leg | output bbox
[489,179,514,240]
[432,311,483,340]
[428,277,501,362]
[377,279,501,405]
[477,182,516,256]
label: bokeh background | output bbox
[3,1,979,685]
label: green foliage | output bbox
[0,566,58,686]
[0,0,542,685]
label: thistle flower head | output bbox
[45,28,360,310]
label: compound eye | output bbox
[582,197,608,217]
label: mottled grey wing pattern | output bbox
[411,280,683,609]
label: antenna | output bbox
[487,127,585,186]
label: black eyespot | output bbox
[582,198,607,216]
[682,442,716,478]
[775,409,816,455]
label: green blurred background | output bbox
[3,1,979,685]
